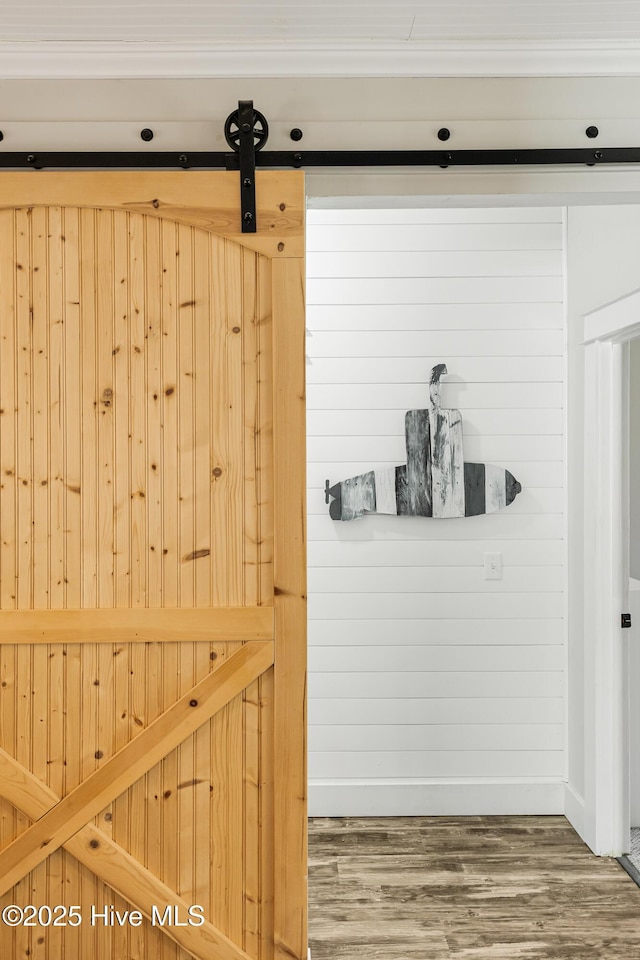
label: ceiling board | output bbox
[0,0,635,42]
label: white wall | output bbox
[631,339,640,582]
[307,206,566,815]
[565,205,640,842]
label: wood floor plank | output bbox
[308,816,640,960]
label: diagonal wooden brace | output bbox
[0,749,251,960]
[0,639,274,899]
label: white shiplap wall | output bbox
[306,206,566,816]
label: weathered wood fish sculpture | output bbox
[325,364,522,521]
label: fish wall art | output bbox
[325,364,522,521]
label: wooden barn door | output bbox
[0,172,306,960]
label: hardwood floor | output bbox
[308,815,640,959]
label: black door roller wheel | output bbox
[224,108,269,152]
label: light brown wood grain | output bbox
[0,210,17,612]
[31,206,49,613]
[48,207,65,611]
[257,255,274,608]
[161,640,180,960]
[129,207,147,610]
[272,251,308,960]
[15,208,32,610]
[194,229,212,609]
[0,748,252,960]
[0,606,274,642]
[146,214,164,612]
[14,645,31,960]
[0,172,303,259]
[63,206,82,610]
[259,666,275,960]
[0,171,307,959]
[96,208,115,610]
[0,640,274,897]
[161,217,179,613]
[79,207,99,610]
[0,642,16,959]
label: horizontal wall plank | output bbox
[308,592,564,620]
[308,408,563,437]
[308,723,564,753]
[308,208,563,225]
[309,671,563,700]
[307,330,563,359]
[307,381,564,409]
[309,460,563,489]
[309,645,564,673]
[307,302,564,330]
[308,697,564,725]
[308,539,564,568]
[308,512,564,541]
[308,751,564,779]
[308,250,562,279]
[308,619,564,647]
[307,275,563,305]
[307,357,564,383]
[311,434,563,463]
[308,486,563,516]
[308,565,563,594]
[307,223,563,254]
[0,606,274,643]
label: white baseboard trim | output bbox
[309,780,564,816]
[563,782,586,842]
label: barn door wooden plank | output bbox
[0,605,274,642]
[48,205,65,610]
[0,639,274,896]
[15,208,32,609]
[0,172,304,259]
[0,210,16,613]
[0,171,307,960]
[0,749,252,960]
[63,206,82,609]
[271,256,307,960]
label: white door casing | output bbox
[581,289,640,854]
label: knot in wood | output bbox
[189,699,198,707]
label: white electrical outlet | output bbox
[484,551,503,580]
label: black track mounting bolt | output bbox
[140,128,154,142]
[586,126,599,139]
[437,128,451,141]
[290,128,303,141]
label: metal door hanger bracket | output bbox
[224,100,269,234]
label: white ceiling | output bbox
[0,0,637,43]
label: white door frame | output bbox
[582,290,640,855]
